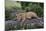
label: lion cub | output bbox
[16,12,38,22]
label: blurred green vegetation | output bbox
[5,0,44,20]
[21,2,44,17]
[5,23,43,30]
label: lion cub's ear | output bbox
[16,14,17,16]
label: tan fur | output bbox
[16,12,38,21]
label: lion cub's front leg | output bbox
[21,14,26,26]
